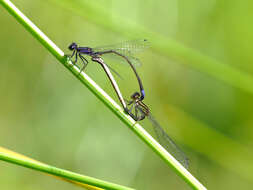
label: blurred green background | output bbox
[1,0,253,189]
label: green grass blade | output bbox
[0,147,119,190]
[0,151,133,190]
[0,0,207,189]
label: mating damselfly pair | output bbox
[67,39,189,169]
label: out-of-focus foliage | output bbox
[1,0,253,189]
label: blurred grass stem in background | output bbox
[0,149,133,190]
[0,147,130,190]
[0,0,206,189]
[55,0,253,96]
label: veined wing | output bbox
[103,61,123,79]
[98,53,142,67]
[93,39,149,67]
[93,39,149,56]
[146,112,189,169]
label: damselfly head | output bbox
[131,92,141,100]
[68,42,77,50]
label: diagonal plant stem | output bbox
[0,147,115,190]
[0,150,133,190]
[0,0,207,189]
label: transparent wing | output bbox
[103,61,123,79]
[92,57,123,80]
[127,55,142,67]
[98,53,142,67]
[93,39,149,55]
[146,112,189,169]
[93,39,148,67]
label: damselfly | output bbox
[68,39,148,100]
[126,92,189,169]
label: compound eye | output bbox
[131,92,140,99]
[68,43,76,50]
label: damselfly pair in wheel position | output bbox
[67,39,189,168]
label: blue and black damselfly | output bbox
[68,39,148,101]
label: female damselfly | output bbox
[125,92,189,168]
